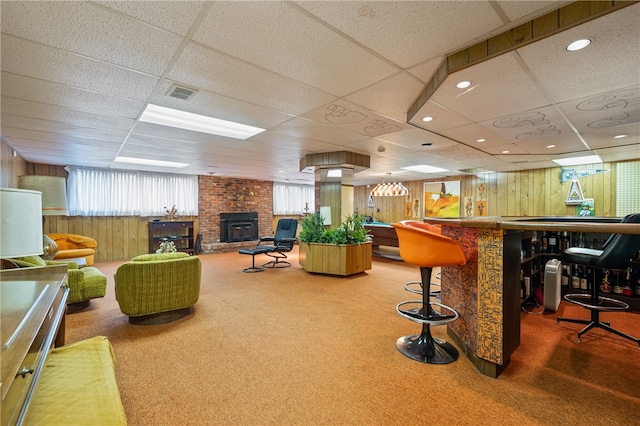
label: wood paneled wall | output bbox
[0,140,27,187]
[354,162,624,224]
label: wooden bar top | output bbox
[423,216,640,235]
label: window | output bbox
[273,182,314,215]
[65,166,198,216]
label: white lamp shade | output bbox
[1,188,44,258]
[320,206,332,225]
[18,175,68,216]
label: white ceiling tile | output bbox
[168,43,335,116]
[409,99,473,132]
[302,99,409,137]
[345,72,425,123]
[557,86,640,133]
[478,105,575,143]
[1,35,159,101]
[192,1,398,96]
[0,1,183,76]
[296,1,503,69]
[270,117,367,146]
[1,73,145,118]
[439,123,512,148]
[432,52,551,122]
[96,1,207,36]
[517,4,640,103]
[1,114,127,142]
[1,98,136,133]
[407,57,445,84]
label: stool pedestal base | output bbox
[396,326,459,364]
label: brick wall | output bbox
[198,175,273,245]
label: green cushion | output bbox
[12,256,47,267]
[131,252,189,262]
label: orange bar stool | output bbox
[401,221,443,299]
[391,222,467,364]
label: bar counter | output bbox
[420,215,638,378]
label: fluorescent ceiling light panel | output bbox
[114,156,189,168]
[403,165,449,173]
[327,169,342,177]
[139,104,265,140]
[552,155,602,166]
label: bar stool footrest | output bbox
[563,293,629,311]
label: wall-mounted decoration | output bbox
[367,193,375,208]
[561,168,609,183]
[423,181,460,218]
[476,201,487,216]
[578,198,594,216]
[566,179,585,205]
[412,198,421,219]
[464,196,474,217]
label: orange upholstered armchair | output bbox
[48,233,98,266]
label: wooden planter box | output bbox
[298,241,372,276]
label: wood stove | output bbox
[220,212,259,242]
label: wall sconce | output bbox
[370,173,409,197]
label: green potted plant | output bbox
[298,212,372,276]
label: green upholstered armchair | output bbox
[9,256,107,308]
[114,252,201,324]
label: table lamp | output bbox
[0,188,44,267]
[17,176,68,260]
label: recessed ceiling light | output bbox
[552,155,602,166]
[402,165,448,174]
[566,38,591,51]
[114,156,189,168]
[613,134,627,139]
[139,104,265,140]
[422,116,433,122]
[546,144,556,148]
[456,81,472,89]
[502,150,510,154]
[476,138,486,143]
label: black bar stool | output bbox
[557,213,640,347]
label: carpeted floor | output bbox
[64,248,640,425]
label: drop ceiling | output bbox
[1,1,638,186]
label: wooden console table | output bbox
[1,265,68,426]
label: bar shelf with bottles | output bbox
[521,230,640,311]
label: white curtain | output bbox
[273,182,314,215]
[66,166,198,216]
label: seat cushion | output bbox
[132,252,190,262]
[55,248,95,259]
[25,336,127,425]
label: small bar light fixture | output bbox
[552,154,602,166]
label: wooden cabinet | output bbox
[148,221,194,255]
[1,265,68,426]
